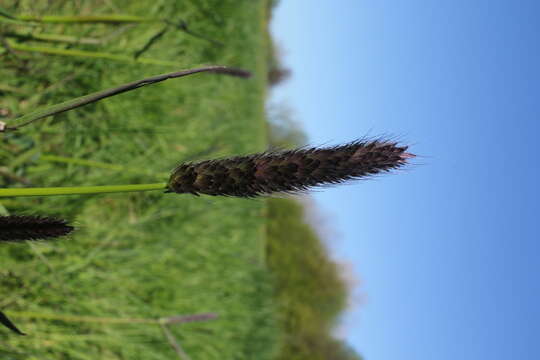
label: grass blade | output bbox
[5,66,251,131]
[0,5,16,19]
[15,14,159,24]
[0,311,26,335]
[5,40,184,67]
[4,30,101,45]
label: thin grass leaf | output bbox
[0,311,25,335]
[4,30,101,45]
[0,5,16,19]
[166,20,224,47]
[4,66,251,131]
[134,26,169,59]
[8,311,216,325]
[5,40,184,67]
[0,83,28,95]
[15,14,159,24]
[0,17,38,26]
[40,154,168,178]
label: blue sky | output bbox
[270,1,539,359]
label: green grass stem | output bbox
[0,83,28,95]
[40,154,169,178]
[9,311,159,325]
[15,14,159,24]
[0,6,37,26]
[0,183,166,197]
[0,5,16,19]
[4,30,101,45]
[6,40,182,67]
[0,17,35,26]
[8,311,217,325]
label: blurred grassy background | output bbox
[1,1,361,359]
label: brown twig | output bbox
[160,323,192,360]
[134,26,169,59]
[167,20,224,47]
[160,312,218,325]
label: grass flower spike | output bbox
[0,140,413,199]
[167,139,414,197]
[0,215,74,242]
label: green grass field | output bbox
[1,1,364,359]
[1,1,279,359]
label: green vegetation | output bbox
[266,198,362,360]
[1,1,363,359]
[1,1,277,359]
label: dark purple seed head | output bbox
[0,215,74,243]
[166,139,414,198]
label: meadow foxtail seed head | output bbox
[0,215,74,242]
[166,139,414,197]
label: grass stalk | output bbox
[15,14,159,24]
[4,30,101,45]
[0,83,29,95]
[0,7,36,26]
[8,311,217,325]
[40,154,169,178]
[0,183,166,198]
[9,311,158,324]
[0,17,37,26]
[0,5,16,19]
[6,40,182,67]
[160,323,192,360]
